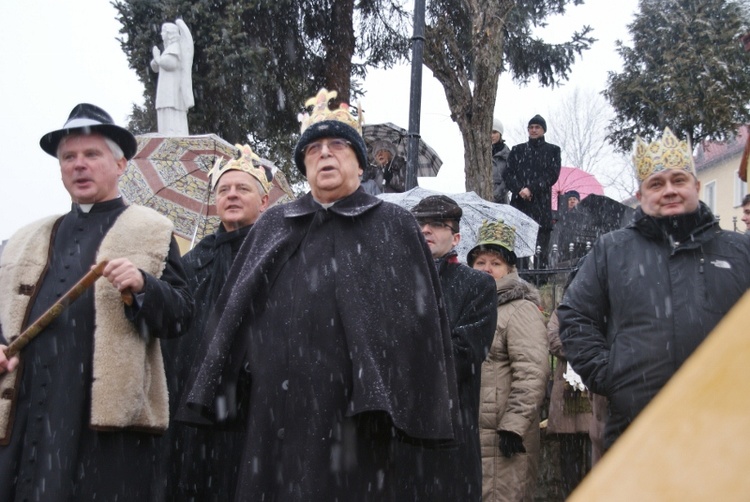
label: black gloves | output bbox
[498,430,526,458]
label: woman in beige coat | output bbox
[469,220,550,502]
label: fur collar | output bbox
[495,271,542,307]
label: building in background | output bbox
[694,126,749,232]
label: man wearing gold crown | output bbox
[180,89,459,500]
[160,145,271,500]
[558,127,750,450]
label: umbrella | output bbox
[362,122,442,177]
[378,187,540,260]
[551,194,635,265]
[120,134,295,243]
[551,166,605,210]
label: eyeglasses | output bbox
[417,220,457,233]
[303,139,351,157]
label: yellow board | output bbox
[570,291,750,501]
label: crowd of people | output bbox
[0,90,748,502]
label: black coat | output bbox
[160,224,252,501]
[503,137,561,228]
[492,141,510,204]
[181,188,459,500]
[393,253,497,501]
[558,203,750,448]
[0,199,192,502]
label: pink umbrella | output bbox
[551,166,605,210]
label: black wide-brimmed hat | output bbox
[39,103,138,160]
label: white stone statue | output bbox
[150,19,194,136]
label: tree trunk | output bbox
[422,0,515,200]
[324,0,356,102]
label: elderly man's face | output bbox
[215,170,269,231]
[303,137,361,203]
[637,169,700,218]
[58,133,126,204]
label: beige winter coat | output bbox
[480,271,550,502]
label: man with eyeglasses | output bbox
[181,89,460,500]
[391,195,497,500]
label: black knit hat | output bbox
[40,103,138,160]
[411,195,463,223]
[294,120,368,176]
[528,114,547,133]
[564,190,580,200]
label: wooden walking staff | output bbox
[3,261,134,359]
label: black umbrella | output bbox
[551,194,635,265]
[362,122,442,177]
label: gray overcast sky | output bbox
[0,0,637,241]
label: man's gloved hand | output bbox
[498,430,526,458]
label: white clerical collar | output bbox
[77,196,122,213]
[312,197,338,209]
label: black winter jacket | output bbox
[503,137,561,228]
[558,203,750,448]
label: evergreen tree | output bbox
[605,0,750,152]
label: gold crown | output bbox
[298,88,363,134]
[208,144,273,193]
[632,127,695,182]
[475,219,516,253]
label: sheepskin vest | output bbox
[0,205,173,442]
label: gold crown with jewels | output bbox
[632,127,695,182]
[475,219,516,253]
[298,88,363,134]
[208,144,272,193]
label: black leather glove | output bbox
[383,166,394,183]
[498,430,526,458]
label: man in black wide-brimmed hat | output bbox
[0,103,193,501]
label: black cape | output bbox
[392,253,497,501]
[180,188,459,499]
[160,224,252,500]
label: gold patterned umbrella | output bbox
[120,134,295,243]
